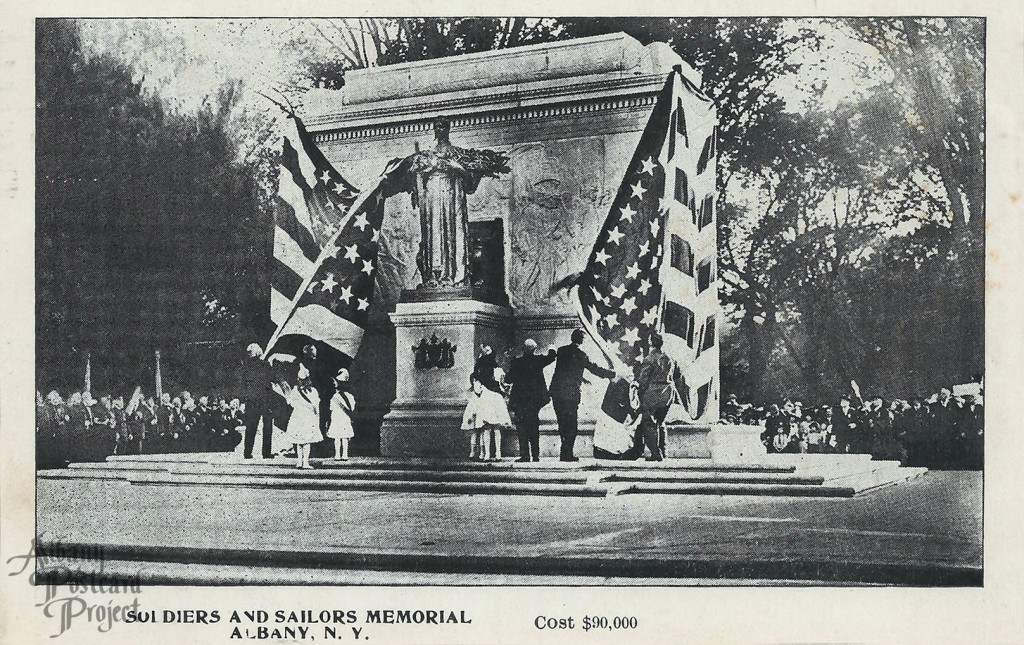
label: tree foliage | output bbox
[36,19,271,394]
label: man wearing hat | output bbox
[635,332,684,461]
[505,338,557,462]
[549,329,615,461]
[240,342,275,459]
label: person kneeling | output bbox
[593,374,643,460]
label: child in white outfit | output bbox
[462,374,511,460]
[327,368,356,460]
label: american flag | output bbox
[577,68,720,423]
[265,115,408,367]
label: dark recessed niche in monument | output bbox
[469,218,509,307]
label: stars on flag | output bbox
[344,244,360,263]
[354,213,369,231]
[338,286,353,304]
[320,273,338,293]
[607,226,624,246]
[357,298,369,311]
[576,73,701,369]
[318,169,331,185]
[621,327,641,346]
[361,259,375,275]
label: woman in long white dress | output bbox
[282,368,321,469]
[327,368,356,460]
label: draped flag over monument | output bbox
[576,67,720,423]
[265,114,407,366]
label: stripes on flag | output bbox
[577,67,720,423]
[265,114,408,372]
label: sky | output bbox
[77,18,890,117]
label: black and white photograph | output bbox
[3,8,1022,643]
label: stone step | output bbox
[101,454,800,474]
[127,472,609,497]
[610,481,860,497]
[824,465,928,493]
[47,453,927,499]
[602,471,827,485]
[70,460,830,486]
[42,465,927,499]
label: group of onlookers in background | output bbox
[721,385,984,469]
[36,388,249,468]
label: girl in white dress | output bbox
[327,368,356,460]
[462,373,512,461]
[283,367,321,469]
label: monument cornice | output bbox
[389,299,513,328]
[513,314,580,331]
[306,73,665,142]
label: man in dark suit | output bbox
[549,329,615,461]
[930,387,958,468]
[635,333,683,461]
[241,343,274,459]
[505,338,557,462]
[832,396,858,453]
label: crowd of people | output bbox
[36,343,357,470]
[37,336,983,471]
[721,386,984,469]
[36,389,251,468]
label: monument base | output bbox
[535,423,766,461]
[380,298,513,458]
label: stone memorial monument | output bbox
[303,32,733,458]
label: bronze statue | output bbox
[404,118,509,291]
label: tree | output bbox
[848,18,984,236]
[36,19,271,394]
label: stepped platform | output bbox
[38,452,926,499]
[35,463,977,585]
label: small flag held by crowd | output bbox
[576,67,720,423]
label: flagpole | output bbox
[261,168,392,361]
[154,350,163,401]
[84,350,91,396]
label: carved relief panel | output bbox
[469,139,615,315]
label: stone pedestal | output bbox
[380,299,514,457]
[535,423,766,461]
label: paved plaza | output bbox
[36,468,980,585]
